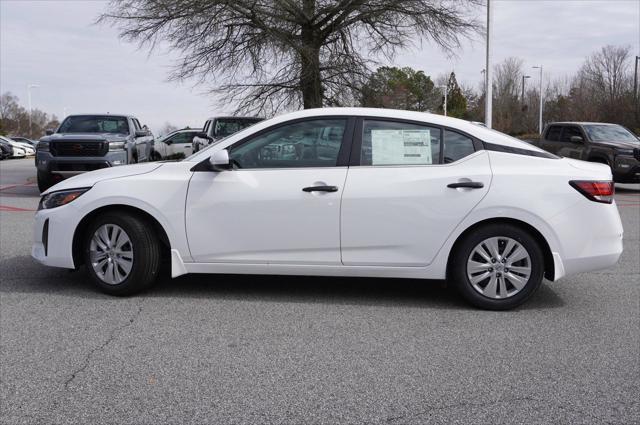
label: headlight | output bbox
[109,141,126,151]
[617,149,635,156]
[38,188,90,210]
[37,141,49,152]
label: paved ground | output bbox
[1,158,638,424]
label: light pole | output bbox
[532,66,543,134]
[634,55,639,124]
[485,0,493,128]
[438,85,448,116]
[27,83,40,138]
[521,75,530,101]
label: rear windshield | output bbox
[214,118,262,138]
[58,116,129,134]
[583,125,639,144]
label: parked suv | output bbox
[36,114,154,192]
[192,116,263,152]
[535,122,640,183]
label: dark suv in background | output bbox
[36,114,154,191]
[535,122,640,183]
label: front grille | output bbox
[50,141,107,157]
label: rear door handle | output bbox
[447,182,484,189]
[302,185,339,193]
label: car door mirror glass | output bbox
[135,130,148,137]
[209,149,231,171]
[570,135,583,143]
[46,129,54,135]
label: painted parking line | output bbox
[0,205,35,212]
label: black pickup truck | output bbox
[534,122,640,183]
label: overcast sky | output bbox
[1,0,639,133]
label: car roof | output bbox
[547,122,619,126]
[206,116,264,121]
[64,114,135,119]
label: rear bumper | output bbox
[549,200,623,279]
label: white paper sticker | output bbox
[371,129,432,165]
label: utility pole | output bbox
[27,84,40,138]
[521,75,530,102]
[532,66,543,134]
[634,56,639,125]
[485,0,493,128]
[439,85,448,116]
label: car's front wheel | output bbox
[83,212,162,296]
[451,223,544,310]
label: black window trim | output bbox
[349,116,483,167]
[201,115,356,170]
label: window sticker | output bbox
[371,129,432,165]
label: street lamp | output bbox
[438,85,448,116]
[485,0,493,128]
[27,83,40,138]
[532,66,543,134]
[521,75,530,101]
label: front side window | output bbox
[561,126,583,142]
[58,116,129,134]
[170,132,195,144]
[228,119,346,169]
[361,120,441,166]
[443,130,475,163]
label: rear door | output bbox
[539,125,562,154]
[340,118,491,266]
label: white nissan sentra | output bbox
[31,108,623,310]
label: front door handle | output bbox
[302,185,339,193]
[447,181,484,189]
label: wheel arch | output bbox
[446,217,555,281]
[72,204,170,267]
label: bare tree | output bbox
[99,0,481,115]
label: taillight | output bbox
[569,180,614,204]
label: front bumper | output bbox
[31,204,79,269]
[614,156,640,183]
[36,150,128,176]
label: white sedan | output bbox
[0,136,31,157]
[31,108,623,310]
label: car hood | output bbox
[41,133,129,142]
[42,163,163,194]
[592,140,640,150]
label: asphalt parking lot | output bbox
[1,158,638,425]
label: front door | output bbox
[186,117,352,264]
[341,119,492,266]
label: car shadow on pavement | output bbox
[0,256,565,310]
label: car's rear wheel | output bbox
[83,212,161,296]
[451,223,544,310]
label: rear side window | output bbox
[443,130,475,163]
[546,125,562,141]
[361,120,441,166]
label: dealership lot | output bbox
[1,158,638,424]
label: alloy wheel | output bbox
[466,236,532,299]
[89,224,134,285]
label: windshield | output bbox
[214,118,262,138]
[58,115,129,134]
[583,125,639,143]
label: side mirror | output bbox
[165,139,173,145]
[135,130,148,137]
[570,135,583,143]
[208,149,231,171]
[45,129,54,135]
[196,132,208,139]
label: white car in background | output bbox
[0,136,30,157]
[31,108,623,310]
[152,128,201,160]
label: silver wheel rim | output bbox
[466,236,532,299]
[89,224,133,285]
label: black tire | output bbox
[450,223,544,310]
[37,170,54,193]
[83,212,162,296]
[151,151,162,161]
